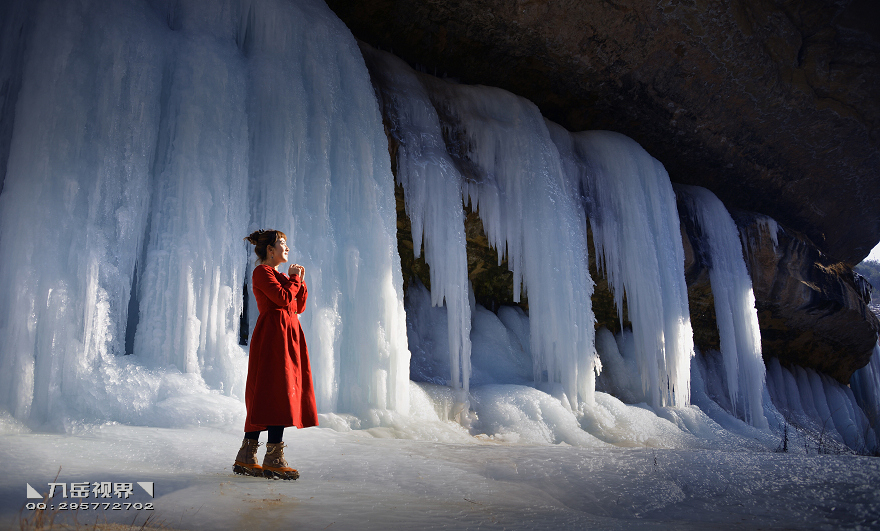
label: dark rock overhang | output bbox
[326,0,880,266]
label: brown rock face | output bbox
[735,212,876,382]
[396,179,528,313]
[326,0,880,266]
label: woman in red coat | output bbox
[234,229,318,480]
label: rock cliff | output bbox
[734,212,878,382]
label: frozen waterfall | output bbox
[360,47,472,398]
[363,46,598,409]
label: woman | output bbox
[234,229,318,480]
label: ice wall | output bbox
[676,185,768,428]
[364,45,702,412]
[0,0,408,427]
[0,0,167,424]
[548,127,695,408]
[3,0,875,449]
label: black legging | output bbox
[245,426,284,444]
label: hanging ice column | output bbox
[675,185,768,428]
[548,127,695,408]
[0,0,410,426]
[360,47,472,395]
[413,75,598,408]
[132,2,250,396]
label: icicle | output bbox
[758,216,779,248]
[360,46,472,396]
[675,185,768,428]
[548,128,694,408]
[852,343,880,444]
[766,356,878,453]
[404,77,598,408]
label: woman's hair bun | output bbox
[244,229,287,264]
[243,230,262,246]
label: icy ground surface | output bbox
[1,422,878,530]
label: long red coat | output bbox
[244,264,319,431]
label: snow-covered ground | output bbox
[3,405,879,530]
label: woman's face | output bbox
[268,237,289,266]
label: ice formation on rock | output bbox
[361,47,472,397]
[364,47,598,409]
[676,184,768,428]
[766,356,878,453]
[851,344,880,445]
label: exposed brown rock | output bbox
[732,211,878,382]
[326,0,880,266]
[462,205,525,312]
[586,223,632,337]
[396,177,529,312]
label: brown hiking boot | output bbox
[232,438,263,477]
[262,442,299,480]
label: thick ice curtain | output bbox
[0,0,166,422]
[851,344,880,446]
[419,80,598,409]
[360,47,472,397]
[132,2,250,399]
[238,1,408,415]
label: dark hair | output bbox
[244,229,287,264]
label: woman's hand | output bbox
[289,263,305,278]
